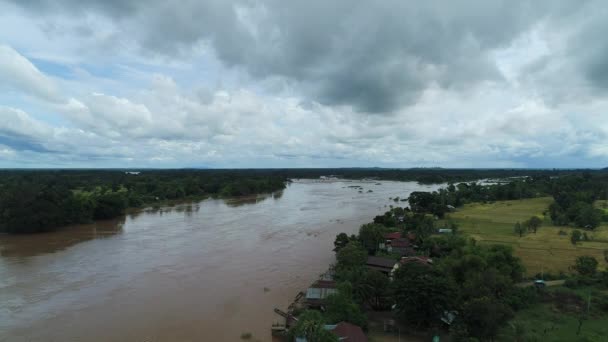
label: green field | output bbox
[448,197,608,275]
[498,301,608,341]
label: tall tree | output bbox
[571,229,582,245]
[513,222,526,238]
[525,216,542,234]
[288,310,338,342]
[392,263,456,328]
[333,232,350,252]
[358,223,385,254]
[573,256,598,276]
[459,296,513,341]
[324,282,368,329]
[336,241,367,270]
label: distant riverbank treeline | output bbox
[267,168,606,184]
[407,173,608,229]
[0,170,287,233]
[2,168,608,234]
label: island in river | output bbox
[0,179,441,341]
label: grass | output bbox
[498,303,608,341]
[497,286,608,341]
[447,197,608,275]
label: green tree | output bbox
[333,232,350,252]
[288,310,338,342]
[460,296,513,341]
[336,241,367,269]
[361,270,391,310]
[574,205,602,229]
[573,256,598,276]
[604,249,608,264]
[571,229,582,245]
[392,263,456,328]
[513,222,526,238]
[93,191,128,219]
[324,282,368,329]
[525,216,542,234]
[358,223,385,254]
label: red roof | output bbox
[384,232,402,240]
[330,322,368,342]
[390,238,411,248]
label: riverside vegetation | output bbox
[1,168,603,234]
[0,169,287,233]
[292,172,608,341]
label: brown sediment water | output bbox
[0,179,441,342]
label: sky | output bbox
[1,1,608,168]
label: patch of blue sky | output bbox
[30,58,75,80]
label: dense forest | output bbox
[0,170,287,233]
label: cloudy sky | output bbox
[1,0,608,168]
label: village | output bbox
[270,223,453,342]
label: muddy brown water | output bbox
[0,180,441,342]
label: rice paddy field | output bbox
[447,197,608,275]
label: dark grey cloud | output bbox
[8,0,139,17]
[567,3,608,91]
[6,0,605,112]
[0,131,53,153]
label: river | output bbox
[0,179,441,342]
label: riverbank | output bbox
[1,180,436,341]
[274,192,606,341]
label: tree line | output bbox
[408,173,608,230]
[0,170,286,233]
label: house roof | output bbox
[297,322,367,342]
[383,232,402,240]
[331,322,368,342]
[366,256,397,269]
[309,280,337,289]
[400,256,433,266]
[390,238,411,248]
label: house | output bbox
[383,231,402,240]
[379,232,402,251]
[446,205,455,211]
[438,228,453,234]
[330,322,368,342]
[305,280,338,308]
[296,322,367,342]
[390,238,415,256]
[391,256,433,275]
[400,256,433,266]
[366,256,398,275]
